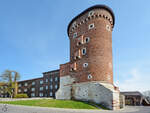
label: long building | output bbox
[0,70,60,98]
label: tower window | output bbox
[73,32,77,38]
[87,74,92,79]
[83,63,88,68]
[106,25,111,31]
[85,37,90,43]
[89,23,94,30]
[82,48,86,55]
[72,21,76,28]
[88,11,94,17]
[77,42,81,46]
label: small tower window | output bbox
[72,21,76,28]
[89,23,94,30]
[106,25,111,31]
[82,48,86,55]
[88,11,94,17]
[77,42,81,46]
[73,32,77,38]
[87,74,92,79]
[83,63,88,68]
[85,37,90,43]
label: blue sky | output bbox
[0,0,150,92]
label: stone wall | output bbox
[56,75,75,100]
[72,82,120,110]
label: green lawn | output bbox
[0,99,100,109]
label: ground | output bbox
[0,104,150,113]
[0,99,101,109]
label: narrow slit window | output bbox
[82,48,86,55]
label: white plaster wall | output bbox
[56,75,75,100]
[72,82,120,110]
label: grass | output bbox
[0,99,101,109]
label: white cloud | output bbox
[115,68,150,92]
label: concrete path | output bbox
[0,104,150,113]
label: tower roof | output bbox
[67,5,115,36]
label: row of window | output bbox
[72,11,95,28]
[18,77,58,87]
[73,23,94,39]
[71,9,112,31]
[31,92,53,97]
[18,85,58,93]
[73,24,110,39]
[76,36,90,47]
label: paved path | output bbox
[0,104,150,113]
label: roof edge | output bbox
[67,4,115,37]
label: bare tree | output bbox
[0,70,20,98]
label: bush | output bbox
[14,94,28,98]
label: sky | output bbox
[0,0,150,92]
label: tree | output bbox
[0,70,20,98]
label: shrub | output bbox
[14,94,28,98]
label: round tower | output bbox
[68,5,115,84]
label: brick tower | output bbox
[56,5,120,110]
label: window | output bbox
[31,93,35,97]
[24,89,27,92]
[24,83,28,86]
[40,87,43,91]
[18,84,21,87]
[46,85,48,90]
[32,82,35,85]
[83,63,88,68]
[50,92,53,96]
[31,88,35,91]
[70,62,77,71]
[55,77,58,81]
[87,74,92,79]
[88,11,94,17]
[77,36,84,46]
[72,21,76,28]
[55,85,58,89]
[46,79,48,83]
[106,25,111,31]
[89,23,94,30]
[50,78,53,82]
[39,93,43,97]
[73,32,77,38]
[85,37,90,43]
[82,48,86,55]
[50,85,53,89]
[40,80,43,84]
[18,89,21,93]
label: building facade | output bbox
[18,70,59,98]
[56,5,120,110]
[121,91,150,106]
[0,70,59,98]
[0,83,9,98]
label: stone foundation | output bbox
[56,75,75,100]
[56,77,120,110]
